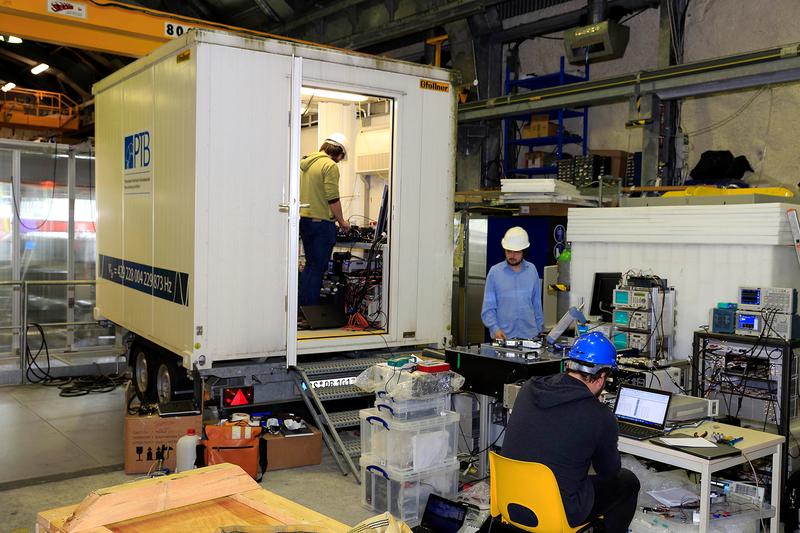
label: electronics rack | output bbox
[611,275,676,363]
[692,330,799,494]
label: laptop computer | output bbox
[613,384,672,441]
[411,494,469,533]
[300,304,348,329]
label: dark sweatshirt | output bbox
[501,373,621,526]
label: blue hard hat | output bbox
[567,332,617,374]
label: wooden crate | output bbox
[36,463,349,533]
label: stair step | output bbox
[299,357,388,377]
[326,409,361,429]
[341,438,361,458]
[314,384,373,401]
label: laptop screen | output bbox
[614,385,671,429]
[420,494,467,533]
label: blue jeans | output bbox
[299,218,337,306]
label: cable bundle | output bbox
[25,322,128,396]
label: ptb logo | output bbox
[124,131,151,170]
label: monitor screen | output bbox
[420,494,467,533]
[739,288,761,306]
[737,313,760,331]
[590,272,622,321]
[373,184,389,244]
[614,385,671,429]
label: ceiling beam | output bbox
[458,43,800,122]
[0,0,292,58]
[266,0,370,34]
[329,1,506,50]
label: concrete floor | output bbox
[0,383,373,532]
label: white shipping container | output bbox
[93,29,456,377]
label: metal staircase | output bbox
[292,356,387,483]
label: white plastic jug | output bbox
[176,428,200,472]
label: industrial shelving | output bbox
[502,57,589,177]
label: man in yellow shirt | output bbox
[299,133,351,306]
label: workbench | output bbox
[36,463,350,533]
[620,421,783,533]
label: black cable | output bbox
[9,144,59,231]
[620,8,647,24]
[25,322,128,395]
[472,425,506,457]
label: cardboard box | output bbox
[525,150,555,168]
[591,149,631,178]
[521,120,559,139]
[263,426,322,471]
[124,413,203,474]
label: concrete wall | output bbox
[510,0,800,189]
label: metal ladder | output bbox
[292,357,387,483]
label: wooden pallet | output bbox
[36,464,350,533]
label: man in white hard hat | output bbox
[481,226,544,340]
[298,133,351,306]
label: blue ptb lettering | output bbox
[124,131,151,170]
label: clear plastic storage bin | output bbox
[360,454,459,526]
[374,393,451,420]
[360,408,459,472]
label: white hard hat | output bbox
[501,226,530,251]
[324,133,349,160]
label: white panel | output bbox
[120,69,155,337]
[568,204,795,245]
[94,86,124,322]
[568,205,800,359]
[196,43,292,364]
[414,86,455,344]
[151,47,196,360]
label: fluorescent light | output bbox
[1,82,16,92]
[0,35,23,44]
[31,63,49,75]
[301,87,367,102]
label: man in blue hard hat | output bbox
[502,332,640,533]
[481,226,545,340]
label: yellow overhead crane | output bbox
[0,0,305,58]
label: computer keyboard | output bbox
[618,422,662,440]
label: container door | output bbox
[193,46,301,366]
[285,57,302,367]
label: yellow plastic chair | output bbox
[489,451,597,533]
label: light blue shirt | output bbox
[481,259,545,339]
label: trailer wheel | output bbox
[132,345,156,402]
[155,355,190,403]
[155,360,174,404]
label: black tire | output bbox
[154,353,191,403]
[131,343,157,402]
